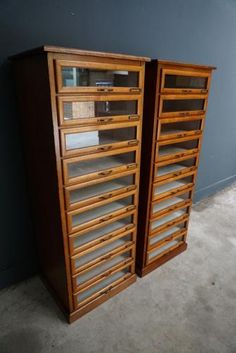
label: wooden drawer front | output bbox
[152,173,195,201]
[148,225,186,251]
[60,122,140,157]
[63,147,138,186]
[72,247,134,292]
[160,68,210,94]
[56,60,143,94]
[156,136,200,163]
[154,156,197,182]
[151,189,192,219]
[69,212,135,256]
[146,235,185,265]
[57,95,141,127]
[149,205,189,235]
[67,191,136,234]
[73,265,132,309]
[71,233,135,275]
[65,171,137,210]
[156,117,203,142]
[159,94,208,118]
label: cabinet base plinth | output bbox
[68,274,137,323]
[136,242,187,277]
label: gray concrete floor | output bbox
[1,184,236,353]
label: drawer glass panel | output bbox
[152,191,191,214]
[77,268,130,303]
[69,174,135,206]
[68,151,136,179]
[164,74,207,89]
[76,250,131,286]
[158,139,199,160]
[65,126,137,151]
[62,67,139,88]
[151,209,186,231]
[156,157,196,178]
[154,176,193,196]
[63,100,138,121]
[149,225,185,246]
[160,121,201,138]
[72,195,133,227]
[72,215,133,250]
[162,99,205,113]
[74,234,132,269]
[148,239,182,261]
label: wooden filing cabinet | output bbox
[11,46,149,322]
[136,60,215,277]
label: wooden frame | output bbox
[56,59,144,94]
[57,94,142,127]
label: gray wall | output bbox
[1,0,236,288]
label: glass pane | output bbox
[156,157,196,178]
[61,67,139,87]
[162,99,205,112]
[65,127,136,151]
[72,195,133,227]
[70,175,135,204]
[75,235,132,268]
[148,239,181,261]
[151,209,186,231]
[154,176,193,196]
[158,139,199,158]
[76,250,131,285]
[149,225,184,246]
[63,100,137,121]
[160,121,201,136]
[68,152,135,178]
[72,215,133,249]
[164,74,207,89]
[77,269,130,303]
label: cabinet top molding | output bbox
[156,59,216,70]
[10,45,151,62]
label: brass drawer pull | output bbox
[128,115,139,121]
[130,88,141,93]
[125,224,134,231]
[126,185,136,192]
[98,193,113,200]
[97,88,114,92]
[98,170,113,176]
[101,286,113,295]
[98,118,113,123]
[127,163,137,170]
[101,254,112,261]
[97,145,112,151]
[128,140,138,146]
[100,215,113,223]
[126,205,135,212]
[201,89,208,94]
[179,112,189,117]
[182,89,192,93]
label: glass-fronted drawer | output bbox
[148,224,186,250]
[151,190,192,219]
[159,95,207,118]
[160,68,210,94]
[73,266,132,309]
[146,236,184,264]
[157,118,203,141]
[65,171,137,210]
[63,148,138,185]
[72,247,134,292]
[152,174,195,201]
[69,212,135,256]
[57,95,141,126]
[154,156,197,182]
[156,137,200,163]
[67,192,136,234]
[56,60,143,94]
[149,207,188,235]
[60,122,140,157]
[71,232,134,274]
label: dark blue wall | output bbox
[1,0,236,288]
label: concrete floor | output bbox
[0,184,236,353]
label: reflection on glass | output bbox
[63,100,137,121]
[163,99,205,112]
[68,152,135,178]
[70,175,134,204]
[62,67,139,87]
[65,127,136,151]
[164,74,207,89]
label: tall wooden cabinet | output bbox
[11,46,149,322]
[136,60,215,277]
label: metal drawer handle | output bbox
[98,193,113,200]
[127,163,137,170]
[126,185,136,192]
[101,286,113,295]
[125,224,134,231]
[98,118,113,123]
[128,140,138,146]
[98,170,113,176]
[97,88,114,92]
[126,205,135,212]
[130,88,141,93]
[201,89,208,94]
[182,89,192,93]
[128,115,139,121]
[100,215,113,223]
[179,112,189,117]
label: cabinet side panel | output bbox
[136,61,157,271]
[13,55,69,311]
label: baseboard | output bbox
[194,174,236,203]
